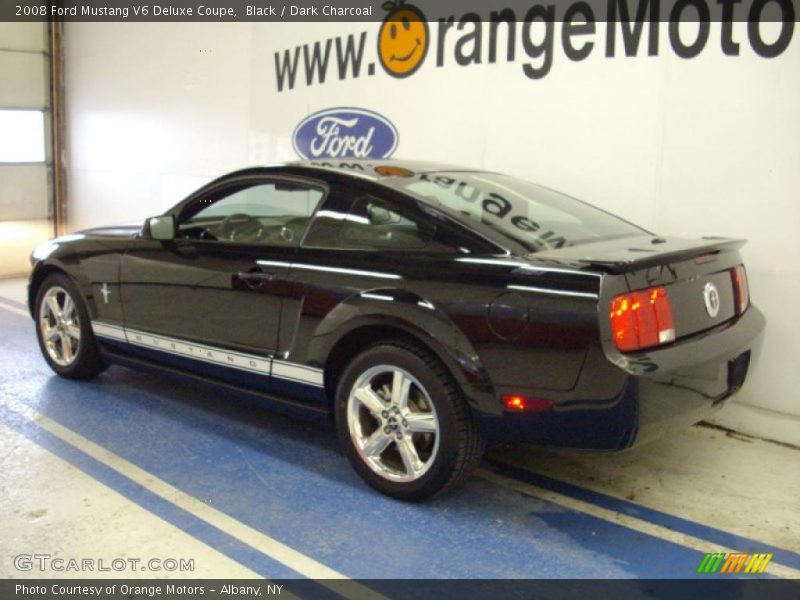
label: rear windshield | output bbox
[384,171,647,252]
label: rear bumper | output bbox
[627,304,765,447]
[477,306,766,448]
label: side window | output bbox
[177,181,324,246]
[305,195,434,250]
[341,197,434,250]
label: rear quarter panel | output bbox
[283,248,605,417]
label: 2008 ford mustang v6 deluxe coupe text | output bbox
[28,160,765,500]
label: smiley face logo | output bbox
[375,165,414,177]
[378,1,429,78]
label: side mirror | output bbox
[145,215,175,241]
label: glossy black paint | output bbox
[28,160,766,450]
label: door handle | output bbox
[235,269,275,290]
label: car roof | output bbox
[214,159,489,185]
[288,158,485,180]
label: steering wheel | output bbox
[217,213,264,241]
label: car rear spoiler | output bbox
[537,237,748,274]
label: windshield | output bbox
[383,171,647,252]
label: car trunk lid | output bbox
[530,235,747,343]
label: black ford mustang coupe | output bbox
[29,160,765,500]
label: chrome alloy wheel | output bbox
[347,365,440,483]
[39,286,81,367]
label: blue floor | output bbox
[1,303,796,580]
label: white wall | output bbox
[63,18,799,444]
[64,23,254,229]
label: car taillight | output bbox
[731,265,750,314]
[610,286,676,352]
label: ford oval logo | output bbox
[292,107,398,160]
[703,282,720,318]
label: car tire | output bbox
[335,340,484,501]
[34,273,107,380]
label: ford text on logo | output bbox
[293,108,398,160]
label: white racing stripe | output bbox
[92,321,127,341]
[123,326,271,376]
[477,469,800,580]
[2,307,325,387]
[90,321,323,387]
[2,398,385,599]
[272,360,325,386]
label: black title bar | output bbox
[4,579,800,600]
[1,0,796,22]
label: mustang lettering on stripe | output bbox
[90,321,322,387]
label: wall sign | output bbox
[274,0,796,91]
[292,107,399,159]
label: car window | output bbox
[177,181,324,246]
[384,172,647,252]
[304,195,436,250]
